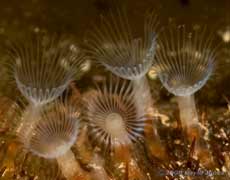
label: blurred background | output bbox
[0,0,229,104]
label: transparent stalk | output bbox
[133,76,159,138]
[56,150,84,179]
[177,95,199,131]
[133,76,166,159]
[132,76,154,116]
[177,95,214,167]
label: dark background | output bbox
[0,0,229,106]
[0,0,228,36]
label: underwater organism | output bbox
[6,34,85,106]
[154,25,218,134]
[87,10,158,81]
[87,9,165,158]
[16,94,85,179]
[87,9,158,113]
[83,77,147,154]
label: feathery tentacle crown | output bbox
[87,10,158,80]
[155,25,217,96]
[18,95,80,159]
[84,77,147,152]
[7,34,85,105]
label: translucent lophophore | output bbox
[83,77,147,153]
[155,25,218,132]
[6,34,85,106]
[83,76,150,178]
[86,8,158,112]
[86,8,166,159]
[86,9,158,81]
[154,25,219,166]
[16,93,87,179]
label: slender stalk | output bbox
[177,95,216,167]
[132,76,154,116]
[177,95,202,141]
[132,76,166,159]
[56,150,83,179]
[176,95,199,132]
[132,76,159,137]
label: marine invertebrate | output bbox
[87,10,165,158]
[87,9,158,112]
[87,10,158,81]
[16,94,84,179]
[155,25,218,135]
[6,34,85,106]
[83,77,147,154]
